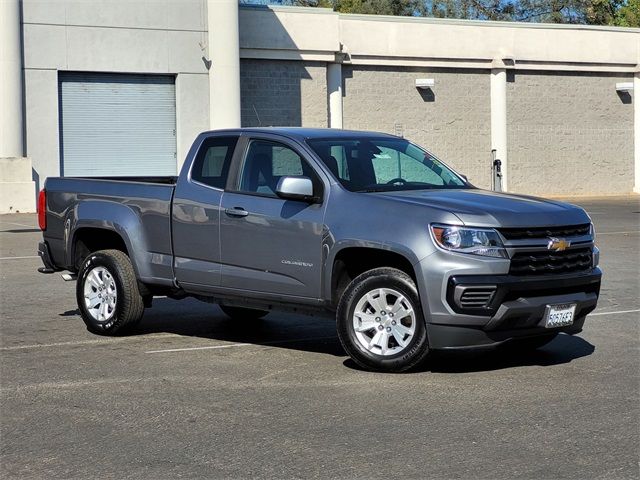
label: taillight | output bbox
[38,189,47,231]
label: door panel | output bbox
[219,137,327,298]
[220,193,326,297]
[172,136,239,289]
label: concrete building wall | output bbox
[4,3,638,214]
[343,66,492,188]
[507,71,635,196]
[21,0,210,190]
[238,6,640,197]
[240,60,328,128]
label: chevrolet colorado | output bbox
[38,128,601,372]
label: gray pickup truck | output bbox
[38,128,601,372]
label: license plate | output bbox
[544,303,576,328]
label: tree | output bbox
[613,0,639,25]
[267,0,640,25]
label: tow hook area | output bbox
[37,241,57,274]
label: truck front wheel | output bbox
[76,249,145,335]
[336,267,430,372]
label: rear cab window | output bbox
[191,136,239,189]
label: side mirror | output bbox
[275,176,318,203]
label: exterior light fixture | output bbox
[615,82,634,92]
[415,78,435,89]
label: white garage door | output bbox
[59,73,177,177]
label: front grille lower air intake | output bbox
[453,286,497,310]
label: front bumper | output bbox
[419,266,601,349]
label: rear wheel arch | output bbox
[72,227,130,270]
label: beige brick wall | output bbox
[342,66,492,189]
[239,61,635,196]
[507,71,635,196]
[240,59,328,128]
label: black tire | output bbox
[336,267,430,373]
[220,305,269,320]
[76,249,145,335]
[502,333,558,352]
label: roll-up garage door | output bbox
[59,73,177,177]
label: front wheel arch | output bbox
[328,246,418,308]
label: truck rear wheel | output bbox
[76,249,144,335]
[336,267,430,373]
[220,305,269,320]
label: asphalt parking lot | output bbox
[1,196,638,479]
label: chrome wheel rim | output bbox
[83,266,118,322]
[352,288,416,356]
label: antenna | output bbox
[252,105,262,127]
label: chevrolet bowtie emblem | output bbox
[547,237,571,252]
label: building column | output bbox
[490,62,508,191]
[0,0,35,213]
[1,0,24,158]
[208,0,241,129]
[327,62,343,129]
[634,71,640,194]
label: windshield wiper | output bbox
[354,187,391,193]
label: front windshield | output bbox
[306,137,468,192]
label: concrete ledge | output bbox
[0,181,36,213]
[0,157,33,183]
[0,157,36,213]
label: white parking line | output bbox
[0,255,39,260]
[1,334,338,353]
[145,343,251,354]
[0,334,182,351]
[590,309,640,317]
[0,221,37,228]
[145,335,338,354]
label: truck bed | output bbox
[42,176,176,284]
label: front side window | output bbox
[306,137,467,193]
[191,136,238,189]
[239,139,320,197]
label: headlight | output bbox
[430,224,507,258]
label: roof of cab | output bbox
[201,127,400,141]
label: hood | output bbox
[376,188,591,228]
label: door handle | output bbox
[225,207,249,218]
